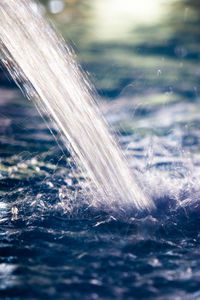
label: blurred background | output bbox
[33,0,200,102]
[0,0,200,147]
[1,0,200,102]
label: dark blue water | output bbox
[1,0,200,299]
[0,88,200,299]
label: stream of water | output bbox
[0,0,152,214]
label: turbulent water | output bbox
[1,89,200,299]
[0,0,151,212]
[1,0,200,299]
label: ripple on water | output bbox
[1,90,200,299]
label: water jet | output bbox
[0,0,153,212]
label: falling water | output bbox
[0,0,153,211]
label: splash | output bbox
[0,0,153,211]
